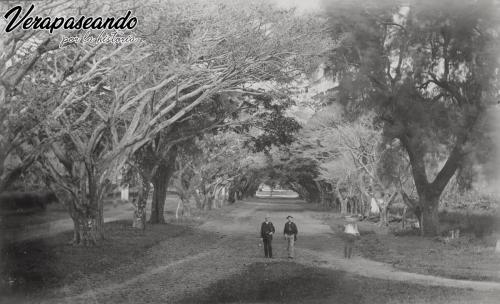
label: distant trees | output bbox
[170,131,264,215]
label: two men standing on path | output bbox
[260,215,298,259]
[260,215,275,258]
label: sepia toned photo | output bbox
[0,0,499,303]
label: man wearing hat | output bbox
[260,215,275,258]
[283,215,298,259]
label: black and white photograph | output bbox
[0,0,499,303]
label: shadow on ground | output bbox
[0,220,207,297]
[177,261,500,304]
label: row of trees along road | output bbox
[0,0,330,245]
[1,0,498,244]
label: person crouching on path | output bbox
[260,215,275,258]
[283,215,298,259]
[343,216,360,259]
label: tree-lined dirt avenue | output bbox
[26,196,500,304]
[2,1,499,303]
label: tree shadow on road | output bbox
[177,261,495,304]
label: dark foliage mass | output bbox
[250,112,302,153]
[0,191,58,215]
[244,95,302,153]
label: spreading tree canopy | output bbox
[323,0,499,235]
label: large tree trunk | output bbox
[420,194,440,237]
[71,214,100,246]
[66,165,105,246]
[68,195,102,246]
[400,133,465,236]
[132,178,150,230]
[149,165,172,224]
[150,174,167,224]
[149,151,177,224]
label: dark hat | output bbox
[286,215,293,219]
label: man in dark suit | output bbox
[283,215,298,259]
[260,215,275,258]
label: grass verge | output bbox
[319,212,500,282]
[0,220,219,298]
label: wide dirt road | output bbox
[42,197,500,304]
[200,197,500,291]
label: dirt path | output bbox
[32,197,500,303]
[198,197,500,291]
[51,249,219,304]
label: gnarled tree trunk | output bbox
[132,176,150,230]
[150,173,167,224]
[48,159,107,246]
[400,133,466,236]
[420,194,440,237]
[149,150,177,224]
[149,164,174,224]
[71,214,100,246]
[67,183,105,246]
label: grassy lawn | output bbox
[179,261,500,304]
[357,230,500,282]
[0,219,220,299]
[321,212,500,282]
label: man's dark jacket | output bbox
[284,222,298,240]
[261,222,275,239]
